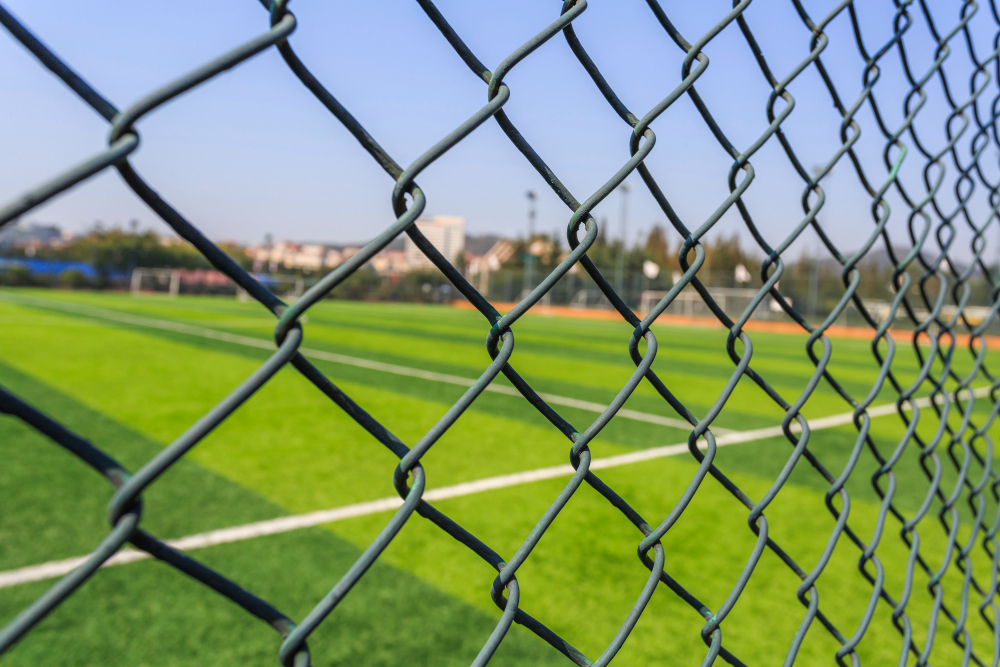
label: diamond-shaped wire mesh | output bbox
[3,0,1000,665]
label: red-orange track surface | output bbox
[451,300,1000,348]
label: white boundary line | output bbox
[0,384,989,589]
[0,293,725,434]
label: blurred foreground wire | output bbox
[3,1,1000,665]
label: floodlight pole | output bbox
[524,189,538,295]
[614,183,633,296]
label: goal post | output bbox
[130,268,181,297]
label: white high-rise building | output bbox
[404,216,465,270]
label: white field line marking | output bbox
[0,385,990,589]
[0,293,728,434]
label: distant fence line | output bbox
[8,260,1000,335]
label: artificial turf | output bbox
[1,288,997,665]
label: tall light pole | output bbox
[524,190,539,296]
[614,183,633,296]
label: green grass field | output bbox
[1,287,998,666]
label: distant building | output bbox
[467,239,516,294]
[248,241,333,272]
[244,222,466,277]
[0,222,63,248]
[290,244,326,270]
[464,234,503,257]
[371,249,407,274]
[404,216,465,271]
[324,248,343,268]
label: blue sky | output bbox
[1,0,998,263]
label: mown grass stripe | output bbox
[3,384,984,589]
[0,293,720,433]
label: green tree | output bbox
[3,224,253,280]
[643,225,673,272]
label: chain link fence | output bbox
[3,0,1000,665]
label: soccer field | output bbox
[0,288,997,666]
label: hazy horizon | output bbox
[3,1,999,266]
